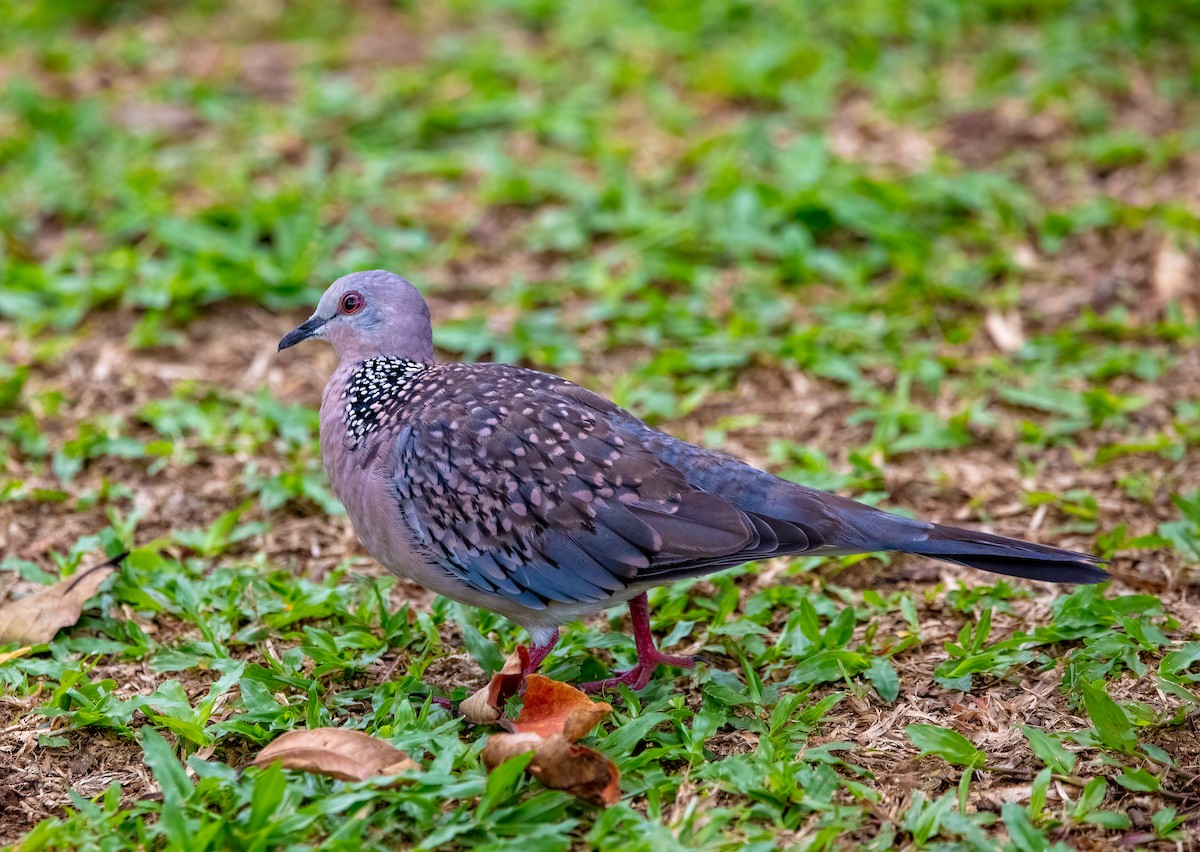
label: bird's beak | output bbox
[277,315,328,352]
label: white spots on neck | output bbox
[344,357,428,445]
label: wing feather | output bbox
[388,364,784,607]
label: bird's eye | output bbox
[340,291,364,314]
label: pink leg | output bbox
[580,593,696,693]
[521,630,560,674]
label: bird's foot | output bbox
[579,652,697,694]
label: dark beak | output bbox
[278,316,327,352]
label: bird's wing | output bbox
[388,365,814,609]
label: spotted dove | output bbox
[279,270,1108,691]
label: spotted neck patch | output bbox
[343,357,429,446]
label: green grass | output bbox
[1,0,1199,848]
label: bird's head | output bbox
[277,270,435,364]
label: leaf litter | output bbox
[248,728,418,783]
[0,552,127,645]
[246,660,621,807]
[460,646,527,725]
[480,674,619,807]
[461,648,619,806]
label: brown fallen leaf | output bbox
[460,646,528,725]
[459,685,504,725]
[0,552,127,645]
[482,733,620,807]
[479,673,619,806]
[248,728,419,782]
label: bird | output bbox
[278,270,1109,692]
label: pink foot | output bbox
[579,651,696,693]
[578,592,696,693]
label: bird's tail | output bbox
[899,522,1109,584]
[645,441,1109,585]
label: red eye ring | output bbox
[340,291,364,314]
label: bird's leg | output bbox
[580,593,696,693]
[521,629,560,675]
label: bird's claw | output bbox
[578,652,698,693]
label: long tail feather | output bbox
[646,437,1109,585]
[902,523,1109,584]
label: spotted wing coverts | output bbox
[379,363,820,609]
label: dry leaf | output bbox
[486,646,528,708]
[478,673,619,806]
[248,728,418,782]
[984,309,1025,353]
[459,685,504,725]
[1153,240,1194,304]
[0,552,127,645]
[481,732,544,765]
[460,646,528,725]
[482,733,620,807]
[512,675,612,741]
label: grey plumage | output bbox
[280,270,1108,689]
[386,361,773,608]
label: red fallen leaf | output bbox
[0,552,127,645]
[248,728,418,782]
[487,646,529,710]
[476,672,619,806]
[512,675,613,741]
